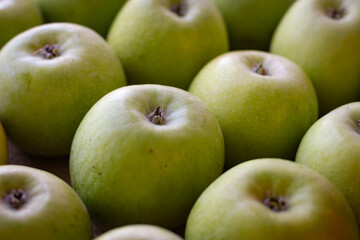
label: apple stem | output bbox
[4,189,28,210]
[170,1,187,17]
[263,191,287,212]
[253,64,269,76]
[327,8,345,19]
[148,106,165,125]
[32,44,60,59]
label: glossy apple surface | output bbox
[0,165,93,240]
[296,102,360,229]
[107,0,228,89]
[94,225,183,240]
[189,50,318,168]
[70,84,225,230]
[0,0,42,49]
[185,159,359,240]
[271,0,360,115]
[0,23,127,156]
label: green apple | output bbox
[70,84,225,230]
[0,122,8,165]
[0,165,93,240]
[210,0,295,50]
[185,158,359,240]
[270,0,360,115]
[107,0,229,89]
[0,0,42,49]
[94,225,183,240]
[296,102,360,230]
[0,23,127,157]
[188,50,318,168]
[33,0,127,37]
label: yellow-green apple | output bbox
[0,165,93,240]
[270,0,360,115]
[0,122,7,165]
[70,84,225,230]
[0,23,127,157]
[185,158,359,240]
[210,0,295,50]
[107,0,228,89]
[189,50,318,168]
[33,0,127,37]
[0,0,42,49]
[296,102,360,230]
[94,225,183,240]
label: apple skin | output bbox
[185,158,359,240]
[210,0,295,50]
[94,225,183,240]
[107,0,229,90]
[0,165,93,240]
[296,102,360,230]
[0,122,8,165]
[270,0,360,115]
[188,50,318,168]
[0,0,43,49]
[0,23,127,157]
[33,0,127,37]
[70,84,225,230]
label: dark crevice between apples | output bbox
[326,7,346,19]
[148,106,165,125]
[170,1,187,17]
[32,44,61,59]
[263,191,288,212]
[3,189,28,210]
[253,63,269,76]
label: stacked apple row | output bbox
[1,0,360,239]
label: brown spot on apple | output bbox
[326,7,346,19]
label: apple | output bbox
[296,102,360,230]
[185,158,359,240]
[0,122,8,165]
[0,0,42,49]
[0,165,93,240]
[188,50,318,168]
[33,0,127,37]
[0,23,127,157]
[210,0,295,50]
[69,84,225,230]
[270,0,360,115]
[107,0,229,90]
[94,224,183,240]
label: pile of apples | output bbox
[0,0,360,239]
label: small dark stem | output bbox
[263,191,287,212]
[327,7,345,19]
[147,106,165,125]
[4,189,28,210]
[32,44,60,59]
[253,63,269,76]
[170,1,187,16]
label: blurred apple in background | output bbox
[0,0,42,49]
[271,0,360,116]
[0,165,93,240]
[0,23,127,157]
[189,50,318,168]
[296,102,360,230]
[210,0,295,50]
[0,122,7,165]
[94,225,183,240]
[185,159,359,240]
[107,0,228,89]
[33,0,127,37]
[70,84,224,230]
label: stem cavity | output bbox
[253,63,269,76]
[170,1,187,17]
[327,7,346,19]
[4,189,28,210]
[263,191,288,212]
[32,44,61,59]
[148,106,165,125]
